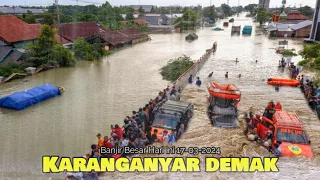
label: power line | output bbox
[70,0,103,5]
[54,0,63,43]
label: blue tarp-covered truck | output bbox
[0,84,62,110]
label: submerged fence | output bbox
[171,41,217,91]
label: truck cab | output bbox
[260,111,313,158]
[151,100,193,141]
[207,96,239,128]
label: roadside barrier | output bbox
[170,41,217,91]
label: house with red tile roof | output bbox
[58,22,101,42]
[99,28,149,48]
[0,15,69,48]
[0,15,70,64]
[0,15,40,48]
[58,22,149,48]
[287,10,309,21]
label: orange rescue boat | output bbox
[207,82,241,100]
[267,78,300,86]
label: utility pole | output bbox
[54,0,63,43]
[227,0,229,6]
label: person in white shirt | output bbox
[162,130,169,146]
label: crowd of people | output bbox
[298,75,320,117]
[64,86,187,179]
[245,101,283,157]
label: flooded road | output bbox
[1,15,320,179]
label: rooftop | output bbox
[130,5,155,13]
[0,15,40,43]
[120,19,149,25]
[59,22,101,42]
[287,11,309,21]
[291,20,313,30]
[0,6,46,14]
[100,28,147,46]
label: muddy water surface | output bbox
[1,15,320,179]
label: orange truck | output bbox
[150,100,193,141]
[260,110,313,158]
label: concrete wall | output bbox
[170,42,217,91]
[276,31,294,37]
[295,25,312,38]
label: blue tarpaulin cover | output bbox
[0,84,61,110]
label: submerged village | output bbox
[1,1,320,179]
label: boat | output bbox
[267,78,300,86]
[213,27,224,31]
[207,82,241,100]
[207,82,241,128]
[0,84,64,110]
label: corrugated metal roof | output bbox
[290,20,313,30]
[0,46,12,62]
[0,6,46,14]
[0,41,7,46]
[59,22,100,42]
[130,5,154,13]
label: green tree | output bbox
[42,13,55,25]
[203,6,217,21]
[48,44,76,67]
[125,12,134,20]
[298,44,320,69]
[160,55,194,81]
[244,4,258,15]
[36,25,57,55]
[72,38,101,61]
[138,6,145,14]
[299,6,314,18]
[60,14,74,23]
[25,25,57,67]
[0,63,23,77]
[257,8,269,25]
[221,3,232,17]
[24,14,36,23]
[76,13,98,22]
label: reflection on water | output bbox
[0,15,320,179]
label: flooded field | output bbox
[1,15,320,179]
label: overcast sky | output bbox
[0,0,317,8]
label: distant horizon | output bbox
[0,0,316,9]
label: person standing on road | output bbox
[196,77,202,87]
[188,74,193,84]
[225,72,228,78]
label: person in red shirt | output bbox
[103,136,113,148]
[114,124,124,140]
[275,102,282,111]
[251,114,261,128]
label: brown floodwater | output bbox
[1,15,320,179]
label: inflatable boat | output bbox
[207,82,241,100]
[267,78,300,86]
